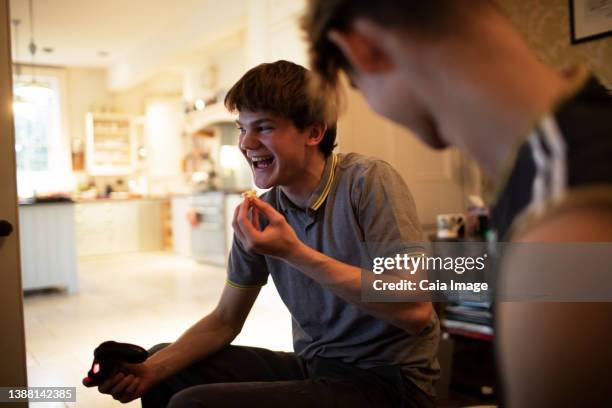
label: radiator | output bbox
[18,203,78,294]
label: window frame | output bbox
[13,65,72,197]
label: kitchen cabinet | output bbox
[225,193,242,255]
[171,192,243,264]
[171,195,192,257]
[191,192,226,265]
[19,203,78,293]
[139,200,164,251]
[86,112,136,175]
[75,200,163,257]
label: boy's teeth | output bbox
[252,156,274,169]
[252,156,273,162]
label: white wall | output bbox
[246,0,307,68]
[144,97,185,195]
[65,67,110,142]
[180,34,247,101]
[112,70,184,115]
[216,43,247,90]
[338,86,482,229]
[106,0,248,91]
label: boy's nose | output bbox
[239,132,260,150]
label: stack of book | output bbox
[441,302,493,341]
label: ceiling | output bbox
[8,0,216,67]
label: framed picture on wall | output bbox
[570,0,612,44]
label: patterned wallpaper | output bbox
[497,0,612,88]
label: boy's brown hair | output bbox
[224,60,337,157]
[302,0,477,90]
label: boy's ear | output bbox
[306,122,326,147]
[328,18,393,75]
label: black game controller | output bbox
[83,341,148,386]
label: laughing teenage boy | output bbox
[302,0,612,406]
[91,60,439,407]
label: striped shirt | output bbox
[491,72,612,240]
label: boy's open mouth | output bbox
[251,155,275,170]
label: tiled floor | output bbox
[23,252,292,408]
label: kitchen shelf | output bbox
[86,112,136,175]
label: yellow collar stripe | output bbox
[310,154,338,211]
[226,279,264,290]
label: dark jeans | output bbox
[141,343,434,408]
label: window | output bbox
[13,76,59,172]
[13,68,72,198]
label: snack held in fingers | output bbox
[242,190,258,201]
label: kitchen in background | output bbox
[10,0,309,294]
[9,0,609,404]
[10,0,481,295]
[7,1,489,405]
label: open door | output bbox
[0,0,28,400]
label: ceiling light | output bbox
[14,82,53,100]
[14,0,52,100]
[194,99,206,110]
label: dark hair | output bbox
[302,0,472,90]
[224,60,337,157]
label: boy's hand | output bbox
[84,360,160,404]
[233,198,303,260]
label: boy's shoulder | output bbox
[336,152,397,180]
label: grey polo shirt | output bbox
[227,152,440,396]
